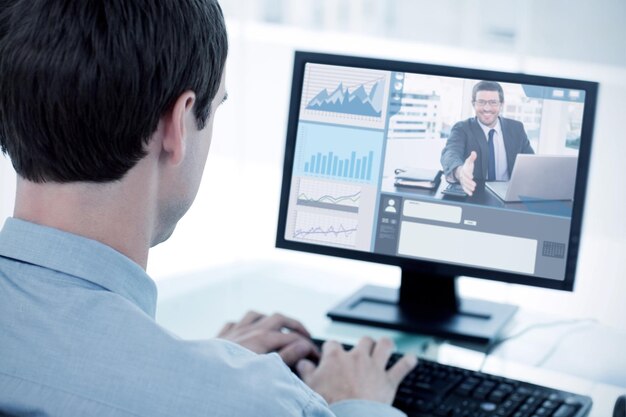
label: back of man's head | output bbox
[472,80,504,103]
[0,0,228,184]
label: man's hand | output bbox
[454,151,477,196]
[217,311,319,367]
[296,337,417,405]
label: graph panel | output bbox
[294,122,383,185]
[297,178,361,213]
[294,211,358,247]
[300,63,391,130]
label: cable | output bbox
[478,318,597,372]
[534,320,597,367]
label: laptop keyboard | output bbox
[310,339,592,417]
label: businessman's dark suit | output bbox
[440,117,534,181]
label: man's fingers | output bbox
[355,336,375,356]
[258,331,306,351]
[278,340,317,367]
[238,310,265,326]
[462,179,476,196]
[372,337,395,367]
[321,339,343,356]
[387,354,418,387]
[217,321,235,337]
[260,313,311,337]
[468,151,477,162]
[296,358,316,382]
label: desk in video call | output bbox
[382,177,573,217]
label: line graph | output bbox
[297,178,361,213]
[300,64,390,130]
[294,211,358,247]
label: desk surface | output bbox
[381,177,573,217]
[155,260,625,415]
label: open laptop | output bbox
[486,154,578,202]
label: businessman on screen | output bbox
[441,81,534,196]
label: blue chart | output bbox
[306,79,385,117]
[300,64,390,129]
[297,178,360,213]
[295,122,383,185]
[294,211,358,247]
[304,150,374,181]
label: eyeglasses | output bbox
[474,100,501,107]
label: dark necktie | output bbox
[487,129,496,181]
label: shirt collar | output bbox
[0,217,157,317]
[476,117,502,138]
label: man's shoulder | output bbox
[0,275,312,417]
[1,300,312,416]
[500,117,524,129]
[449,117,476,136]
[452,117,475,129]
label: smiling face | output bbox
[473,90,502,128]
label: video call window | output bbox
[283,63,587,281]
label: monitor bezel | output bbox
[276,51,598,292]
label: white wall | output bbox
[0,156,16,222]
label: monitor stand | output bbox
[327,268,517,345]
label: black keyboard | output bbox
[311,339,592,417]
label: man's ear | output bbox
[161,91,196,166]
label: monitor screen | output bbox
[277,51,597,293]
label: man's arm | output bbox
[441,122,468,180]
[520,125,535,154]
[441,122,478,195]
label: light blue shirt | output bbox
[0,218,404,417]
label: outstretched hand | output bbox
[296,337,417,405]
[217,311,319,367]
[455,151,477,196]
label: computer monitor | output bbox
[276,51,598,344]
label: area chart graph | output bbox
[306,79,385,117]
[293,211,358,247]
[297,178,361,213]
[300,64,390,129]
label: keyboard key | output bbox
[553,404,577,417]
[489,390,507,403]
[511,393,528,402]
[541,400,560,409]
[480,402,497,412]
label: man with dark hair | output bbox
[441,80,534,196]
[0,1,415,416]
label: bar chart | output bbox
[294,121,383,185]
[303,150,374,181]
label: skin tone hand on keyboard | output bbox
[218,311,418,405]
[296,337,418,404]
